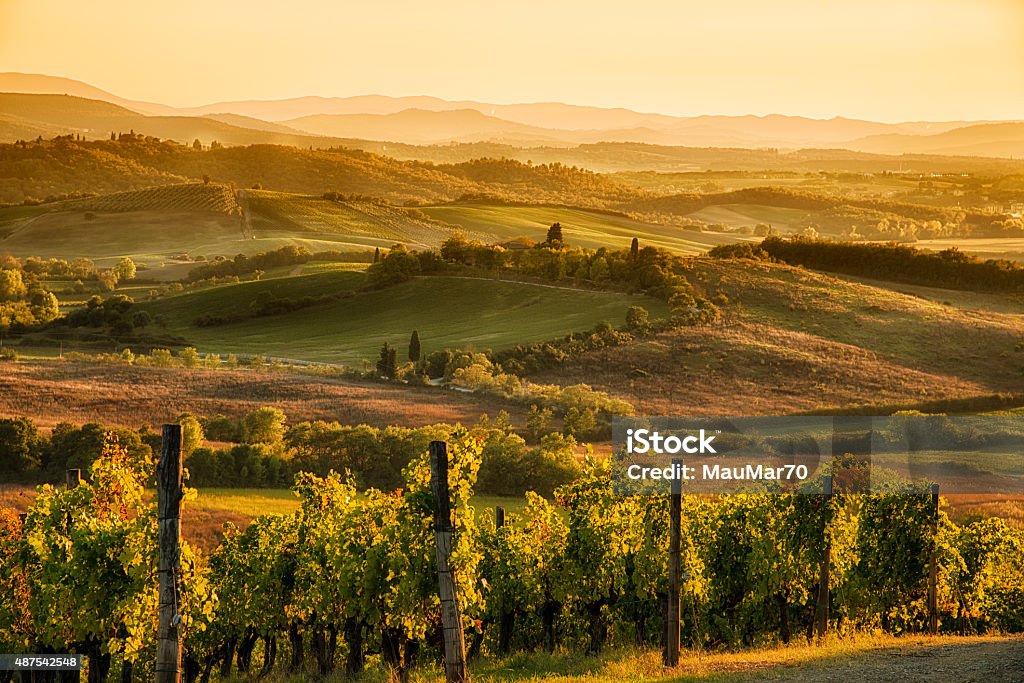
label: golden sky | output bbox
[1,0,1021,121]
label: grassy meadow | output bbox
[141,274,670,364]
[420,203,750,254]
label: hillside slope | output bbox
[0,136,644,206]
[142,275,670,364]
[532,258,1024,415]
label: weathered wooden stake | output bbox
[494,506,505,530]
[429,441,469,683]
[66,469,81,489]
[928,483,939,635]
[156,425,183,683]
[664,458,682,667]
[815,475,833,641]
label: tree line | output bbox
[710,236,1024,291]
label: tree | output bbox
[376,342,398,379]
[630,237,639,260]
[243,407,287,445]
[373,247,381,263]
[546,222,564,245]
[113,257,137,281]
[29,290,59,322]
[625,305,650,332]
[192,139,202,150]
[0,417,43,476]
[408,330,421,362]
[203,174,212,185]
[97,270,119,292]
[0,270,27,302]
[178,413,205,455]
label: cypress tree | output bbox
[630,237,639,260]
[376,342,397,379]
[546,222,564,245]
[408,330,421,362]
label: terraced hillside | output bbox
[533,258,1024,415]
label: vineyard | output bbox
[1,432,1022,683]
[57,184,241,215]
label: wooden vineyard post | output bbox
[156,425,183,683]
[928,483,940,636]
[815,475,833,641]
[61,472,84,679]
[664,458,682,667]
[429,441,469,683]
[494,506,511,655]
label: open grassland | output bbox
[419,203,749,254]
[0,359,526,431]
[0,208,247,267]
[832,274,1024,315]
[534,259,1024,415]
[685,203,812,231]
[913,236,1024,259]
[144,275,670,364]
[139,268,368,327]
[0,183,254,267]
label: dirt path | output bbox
[738,636,1024,683]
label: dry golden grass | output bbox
[534,259,1024,416]
[0,359,526,432]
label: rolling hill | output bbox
[0,93,353,149]
[0,184,246,266]
[3,76,1022,155]
[533,258,1024,415]
[850,122,1024,158]
[418,203,748,254]
[140,273,671,364]
[0,135,645,206]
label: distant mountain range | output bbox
[2,72,1023,157]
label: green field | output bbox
[247,190,459,249]
[144,274,670,364]
[685,203,812,231]
[419,203,749,254]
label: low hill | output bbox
[59,182,240,213]
[0,93,353,149]
[0,183,465,266]
[284,109,571,145]
[533,258,1024,415]
[418,203,748,254]
[851,122,1024,158]
[141,274,670,364]
[0,72,176,115]
[0,183,251,266]
[246,191,467,249]
[0,135,645,206]
[0,138,188,204]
